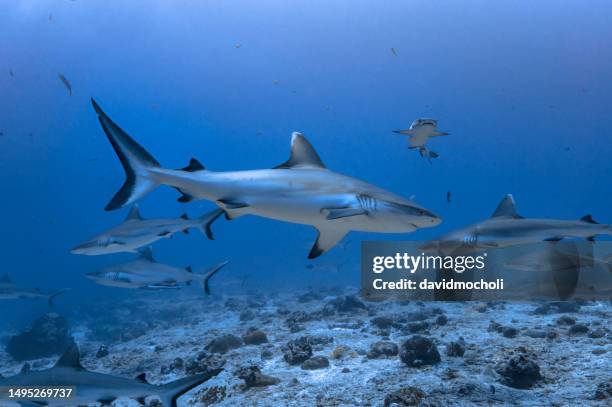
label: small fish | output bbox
[446,191,451,203]
[58,73,72,96]
[49,13,53,21]
[235,43,242,49]
[391,47,397,56]
[9,69,14,77]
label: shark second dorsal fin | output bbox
[181,158,205,172]
[274,132,326,170]
[55,342,83,370]
[138,247,155,262]
[491,194,522,218]
[126,204,143,221]
[0,273,11,284]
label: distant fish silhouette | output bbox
[391,47,397,56]
[9,69,14,77]
[235,43,242,49]
[58,74,72,96]
[446,191,451,203]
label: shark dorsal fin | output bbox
[580,214,598,224]
[180,213,189,220]
[138,247,155,262]
[491,194,522,218]
[186,266,193,273]
[55,343,84,370]
[181,158,205,172]
[0,273,11,284]
[20,363,31,374]
[126,204,143,221]
[136,373,149,384]
[274,132,326,169]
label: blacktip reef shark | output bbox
[423,194,612,255]
[0,274,69,307]
[90,99,441,258]
[85,247,228,294]
[0,342,221,406]
[71,204,223,255]
[393,118,449,162]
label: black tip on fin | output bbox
[136,373,149,384]
[181,158,205,172]
[580,214,598,224]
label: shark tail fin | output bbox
[48,288,70,307]
[91,99,162,211]
[198,208,225,240]
[202,261,229,295]
[159,370,222,407]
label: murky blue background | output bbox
[1,1,611,329]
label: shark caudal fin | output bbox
[202,261,229,295]
[159,369,222,407]
[91,99,161,211]
[198,208,225,240]
[48,288,70,307]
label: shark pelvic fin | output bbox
[491,194,522,218]
[308,227,348,259]
[55,342,84,370]
[126,204,143,221]
[274,132,326,169]
[138,247,155,262]
[580,214,599,224]
[181,158,205,172]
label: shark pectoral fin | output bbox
[393,129,415,135]
[18,402,47,407]
[322,208,368,220]
[308,226,349,259]
[157,230,172,237]
[431,131,449,137]
[544,237,563,242]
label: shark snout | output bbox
[71,241,96,255]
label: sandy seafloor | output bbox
[0,288,610,407]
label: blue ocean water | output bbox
[0,0,611,329]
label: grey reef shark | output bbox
[424,194,612,256]
[85,247,228,294]
[0,342,221,406]
[90,99,441,258]
[0,274,69,307]
[393,118,449,162]
[71,204,222,255]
